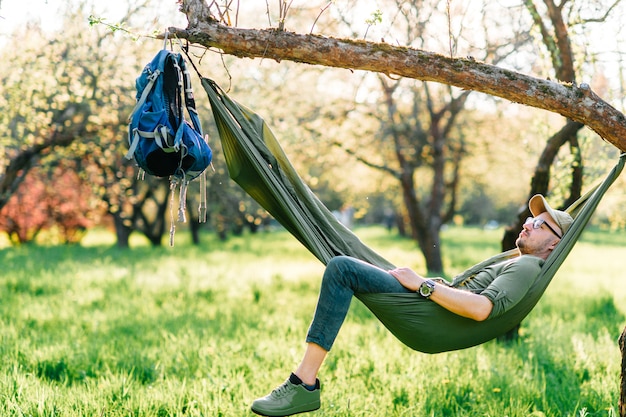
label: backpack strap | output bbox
[174,53,210,225]
[128,69,161,123]
[179,57,203,134]
[125,69,163,160]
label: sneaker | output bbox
[251,373,321,416]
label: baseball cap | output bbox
[529,194,573,236]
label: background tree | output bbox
[2,0,624,253]
[0,23,90,211]
[499,0,611,252]
[0,168,50,244]
[324,0,536,274]
[0,162,99,244]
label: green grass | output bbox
[0,225,623,416]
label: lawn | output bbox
[0,225,623,416]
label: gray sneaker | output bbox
[251,373,321,416]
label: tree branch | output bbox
[169,1,626,152]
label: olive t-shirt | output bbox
[456,255,545,319]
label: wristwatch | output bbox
[418,279,436,298]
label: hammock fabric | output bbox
[202,77,625,353]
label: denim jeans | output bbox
[305,255,411,351]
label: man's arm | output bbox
[389,267,493,321]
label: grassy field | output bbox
[0,225,624,416]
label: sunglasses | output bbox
[524,217,562,238]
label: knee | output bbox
[323,256,358,285]
[327,255,353,268]
[325,256,355,276]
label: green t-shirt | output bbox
[456,255,545,319]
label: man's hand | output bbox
[388,267,425,292]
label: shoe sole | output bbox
[250,401,320,417]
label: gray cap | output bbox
[529,194,573,236]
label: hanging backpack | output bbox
[126,42,213,245]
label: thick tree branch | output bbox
[169,0,626,152]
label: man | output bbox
[251,195,573,417]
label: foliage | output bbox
[0,226,623,416]
[0,164,100,244]
[0,19,91,209]
[0,2,276,247]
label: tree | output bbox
[0,23,90,211]
[0,163,99,244]
[324,0,540,274]
[500,0,606,253]
[0,3,144,246]
[0,169,50,244]
[491,0,592,340]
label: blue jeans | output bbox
[305,256,411,351]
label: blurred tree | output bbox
[0,23,90,211]
[0,169,50,244]
[501,0,591,252]
[495,0,622,340]
[0,163,98,244]
[216,0,532,274]
[0,1,186,247]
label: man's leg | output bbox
[251,256,409,416]
[294,343,327,386]
[305,255,409,353]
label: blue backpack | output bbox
[126,46,213,244]
[126,48,212,180]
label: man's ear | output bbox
[549,239,560,250]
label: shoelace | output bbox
[270,381,293,398]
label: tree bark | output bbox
[171,0,626,153]
[113,213,131,248]
[619,327,626,417]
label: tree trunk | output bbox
[131,179,170,246]
[113,213,131,248]
[619,327,626,417]
[501,119,583,251]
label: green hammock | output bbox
[202,77,625,353]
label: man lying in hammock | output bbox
[251,194,573,417]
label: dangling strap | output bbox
[198,134,210,223]
[198,171,207,223]
[163,29,169,50]
[169,178,178,247]
[178,180,188,223]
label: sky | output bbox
[0,0,65,33]
[0,0,186,40]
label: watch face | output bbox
[420,280,435,297]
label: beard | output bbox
[515,236,530,254]
[516,233,555,256]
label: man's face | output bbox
[516,213,561,255]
